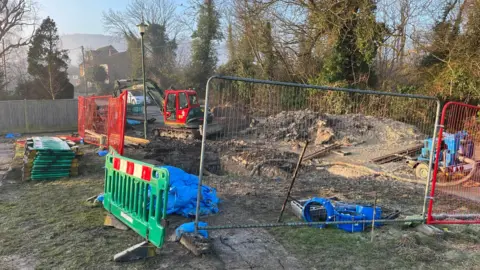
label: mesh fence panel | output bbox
[195,76,440,230]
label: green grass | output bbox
[2,149,480,269]
[269,219,480,270]
[0,171,163,269]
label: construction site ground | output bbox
[2,131,480,269]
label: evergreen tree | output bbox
[86,65,108,93]
[317,0,385,87]
[418,0,480,101]
[146,23,177,88]
[27,17,70,99]
[125,31,142,80]
[189,0,223,93]
[260,21,275,79]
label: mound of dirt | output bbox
[247,110,423,144]
[326,114,423,144]
[250,110,322,141]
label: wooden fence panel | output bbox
[0,99,78,134]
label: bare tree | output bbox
[0,0,37,59]
[102,0,180,38]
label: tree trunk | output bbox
[48,63,55,100]
[398,0,409,65]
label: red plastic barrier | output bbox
[78,96,85,138]
[77,93,126,154]
[107,91,127,155]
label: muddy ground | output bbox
[1,135,480,270]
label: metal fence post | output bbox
[421,100,441,221]
[194,75,218,233]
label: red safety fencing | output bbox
[82,95,110,147]
[427,102,480,224]
[107,91,127,155]
[78,94,126,154]
[78,96,85,138]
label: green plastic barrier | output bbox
[103,150,169,248]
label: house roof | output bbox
[80,45,130,80]
[95,45,118,54]
[87,45,118,59]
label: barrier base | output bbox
[113,241,156,262]
[180,233,212,256]
[416,224,444,236]
[104,213,129,231]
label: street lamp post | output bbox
[137,21,148,139]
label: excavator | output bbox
[114,79,223,139]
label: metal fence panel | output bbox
[427,102,480,224]
[194,76,441,231]
[0,99,78,134]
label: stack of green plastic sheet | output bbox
[22,137,78,181]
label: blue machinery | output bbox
[412,131,475,180]
[291,198,382,233]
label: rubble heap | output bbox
[247,110,423,145]
[253,110,323,141]
[326,114,423,144]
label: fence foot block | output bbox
[113,241,156,262]
[104,214,129,231]
[416,224,444,236]
[179,233,212,256]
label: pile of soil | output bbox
[326,114,423,144]
[248,110,321,141]
[245,110,423,145]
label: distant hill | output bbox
[60,34,127,65]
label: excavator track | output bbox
[153,122,223,140]
[153,127,201,140]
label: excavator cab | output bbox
[163,90,212,128]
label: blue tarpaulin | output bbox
[175,222,209,240]
[162,166,219,217]
[97,149,109,156]
[99,165,220,218]
[127,119,142,125]
[5,133,20,139]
